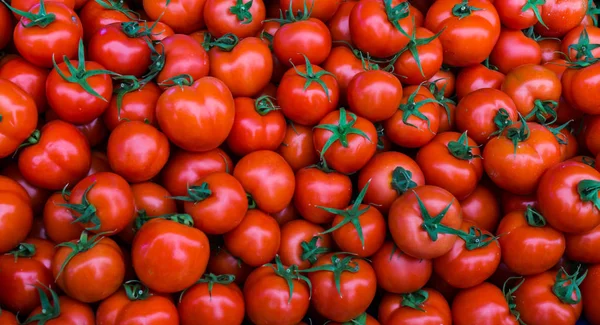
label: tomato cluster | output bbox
[0,0,600,324]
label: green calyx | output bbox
[142,44,165,83]
[204,33,240,52]
[412,190,464,241]
[451,0,483,18]
[375,123,386,151]
[246,193,257,209]
[398,84,440,131]
[489,108,514,138]
[7,242,36,261]
[505,115,530,156]
[503,277,526,324]
[299,253,359,297]
[123,280,152,301]
[134,213,195,230]
[179,273,236,302]
[552,266,587,304]
[457,226,498,251]
[170,183,212,203]
[587,0,600,27]
[337,313,368,325]
[384,0,410,35]
[158,74,194,89]
[94,0,140,20]
[524,99,558,125]
[568,27,600,61]
[13,129,41,157]
[521,0,548,29]
[524,206,547,227]
[581,156,596,168]
[255,95,279,115]
[2,0,56,28]
[22,284,61,325]
[54,231,109,281]
[112,75,142,120]
[292,54,336,102]
[300,236,330,264]
[401,289,429,311]
[447,131,480,160]
[313,108,372,163]
[396,22,444,77]
[229,0,254,24]
[428,79,455,126]
[391,167,418,195]
[120,21,154,39]
[53,39,120,102]
[267,256,312,303]
[317,181,372,248]
[577,179,600,211]
[60,183,100,231]
[266,0,311,24]
[545,120,572,145]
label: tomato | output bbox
[347,69,402,122]
[459,183,501,232]
[145,21,175,41]
[322,46,365,103]
[279,219,332,270]
[314,108,377,174]
[272,12,332,66]
[132,215,210,293]
[393,26,444,85]
[371,241,432,294]
[501,191,538,214]
[307,253,377,322]
[562,61,600,115]
[293,165,352,224]
[452,282,519,325]
[0,78,38,159]
[0,3,12,50]
[384,288,452,324]
[224,209,281,267]
[2,160,50,216]
[65,172,135,234]
[514,269,585,325]
[155,34,210,86]
[425,0,501,67]
[0,309,18,325]
[24,287,95,324]
[565,224,600,263]
[179,274,244,325]
[204,0,265,37]
[537,160,600,233]
[533,0,587,37]
[103,80,161,131]
[88,150,112,176]
[12,2,82,68]
[79,0,134,41]
[42,193,82,244]
[483,121,561,195]
[173,172,247,235]
[581,264,600,325]
[358,151,425,215]
[271,203,299,226]
[495,0,547,29]
[0,56,49,113]
[328,313,380,325]
[489,28,542,74]
[277,122,319,172]
[282,0,341,21]
[561,25,600,62]
[327,1,356,43]
[349,0,414,58]
[0,176,33,253]
[143,0,206,34]
[277,58,339,126]
[233,150,295,213]
[388,185,463,259]
[209,37,273,98]
[161,148,232,197]
[558,126,579,161]
[207,247,253,285]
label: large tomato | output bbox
[371,241,432,294]
[204,0,265,37]
[0,78,38,158]
[347,69,403,122]
[0,56,49,113]
[495,0,548,29]
[582,264,600,325]
[0,176,33,253]
[178,274,243,325]
[452,282,519,325]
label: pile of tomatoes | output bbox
[1,0,600,323]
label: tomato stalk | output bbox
[313,108,372,162]
[113,75,142,120]
[489,108,514,138]
[568,27,600,61]
[142,44,166,83]
[245,193,257,209]
[22,284,61,324]
[524,206,547,227]
[427,79,455,126]
[13,129,41,157]
[505,115,530,156]
[375,123,386,150]
[179,274,236,302]
[393,20,444,77]
[391,167,418,195]
[204,33,240,52]
[581,156,597,168]
[451,0,483,18]
[400,289,429,312]
[412,190,465,241]
[134,213,195,230]
[521,0,548,29]
[300,236,330,264]
[383,0,410,36]
[577,179,600,211]
[545,120,572,145]
[60,182,101,230]
[170,183,213,203]
[157,74,194,88]
[299,253,359,296]
[587,0,600,27]
[334,313,368,325]
[291,55,336,102]
[1,0,56,28]
[457,226,498,251]
[552,266,587,304]
[447,131,481,160]
[398,84,441,131]
[54,231,111,280]
[123,280,152,301]
[266,0,312,24]
[7,243,36,261]
[503,277,526,325]
[255,95,280,115]
[266,256,312,303]
[524,99,558,125]
[229,0,254,24]
[94,0,139,20]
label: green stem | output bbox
[169,183,212,203]
[300,236,330,264]
[552,266,587,304]
[22,284,61,324]
[524,206,547,227]
[447,131,480,160]
[1,0,56,28]
[266,256,312,303]
[313,108,372,163]
[401,289,429,311]
[391,167,418,195]
[229,0,254,24]
[299,253,359,297]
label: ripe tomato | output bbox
[18,120,91,191]
[537,161,600,233]
[495,0,547,29]
[271,203,299,225]
[393,26,444,85]
[565,224,600,264]
[489,28,542,74]
[156,76,234,152]
[65,172,135,234]
[0,176,33,253]
[88,151,112,176]
[452,282,519,325]
[0,3,12,50]
[307,253,377,322]
[0,56,49,113]
[277,122,319,172]
[314,108,377,174]
[204,0,265,37]
[561,25,600,61]
[132,216,210,293]
[327,1,356,43]
[388,185,463,259]
[79,0,134,41]
[207,247,253,285]
[582,264,600,325]
[347,69,402,122]
[425,0,501,66]
[0,309,18,325]
[179,274,244,325]
[9,0,74,16]
[272,12,332,66]
[562,61,600,115]
[328,313,380,325]
[278,219,332,270]
[43,193,81,244]
[103,80,161,131]
[371,241,432,294]
[282,0,342,21]
[12,2,83,68]
[533,0,587,37]
[143,0,206,34]
[0,78,38,159]
[460,183,501,232]
[155,35,210,85]
[24,287,95,324]
[224,209,281,267]
[384,288,452,324]
[455,63,505,100]
[321,46,365,102]
[1,162,50,215]
[52,233,125,303]
[358,151,425,214]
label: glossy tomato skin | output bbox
[455,64,505,100]
[537,161,600,233]
[204,0,265,37]
[224,209,281,267]
[97,289,179,325]
[495,0,546,29]
[179,280,244,325]
[18,120,91,191]
[330,202,386,257]
[2,163,50,216]
[452,282,519,325]
[143,0,207,34]
[562,62,600,115]
[273,18,332,66]
[293,166,352,224]
[388,185,463,259]
[347,69,403,122]
[0,57,49,113]
[385,288,452,324]
[103,81,161,131]
[0,309,18,325]
[282,0,342,21]
[207,248,253,285]
[327,1,356,43]
[565,224,600,264]
[43,193,81,244]
[0,78,38,159]
[26,295,95,324]
[14,2,83,68]
[277,123,319,172]
[233,150,295,213]
[0,3,12,50]
[322,46,365,103]
[533,0,587,37]
[0,176,33,253]
[87,151,112,176]
[278,219,332,270]
[371,241,433,294]
[10,0,75,18]
[132,218,210,293]
[460,183,501,232]
[489,29,542,75]
[209,37,272,98]
[393,27,444,85]
[156,34,210,85]
[582,264,600,325]
[79,0,133,41]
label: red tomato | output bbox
[88,151,112,176]
[277,122,320,172]
[2,162,50,216]
[103,80,161,131]
[533,0,587,37]
[327,1,357,43]
[281,0,342,21]
[321,46,365,102]
[452,282,519,325]
[25,287,95,324]
[271,203,299,226]
[501,191,538,214]
[0,56,49,113]
[455,63,505,100]
[0,309,18,325]
[495,0,548,29]
[224,209,281,267]
[489,28,542,74]
[562,61,600,115]
[278,219,333,270]
[155,34,210,86]
[347,69,403,122]
[393,26,444,85]
[561,25,600,61]
[272,13,332,66]
[143,0,207,34]
[0,3,12,50]
[460,183,501,232]
[0,78,38,159]
[582,264,600,325]
[79,0,134,41]
[371,241,432,294]
[565,224,600,264]
[384,288,452,324]
[43,193,81,244]
[204,0,265,37]
[179,274,244,325]
[0,176,33,253]
[207,247,253,285]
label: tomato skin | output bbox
[277,123,319,172]
[393,27,444,85]
[143,0,207,34]
[322,46,365,103]
[456,64,505,100]
[293,167,352,224]
[562,62,600,115]
[281,0,342,21]
[204,0,265,38]
[207,248,253,285]
[79,0,133,41]
[561,25,600,61]
[0,3,12,50]
[0,78,38,159]
[224,209,281,267]
[581,264,600,325]
[273,18,332,66]
[103,81,161,131]
[278,220,332,270]
[160,148,232,197]
[97,289,179,325]
[209,37,273,98]
[14,2,83,68]
[0,176,33,253]
[233,150,295,213]
[1,162,50,216]
[308,253,377,322]
[88,151,112,176]
[533,0,587,37]
[386,288,452,324]
[495,0,545,29]
[156,76,235,152]
[514,271,583,325]
[455,184,499,233]
[0,309,18,325]
[42,193,80,244]
[489,29,542,74]
[0,57,49,113]
[565,224,600,263]
[156,35,210,86]
[179,280,244,325]
[452,282,519,325]
[27,295,95,324]
[537,161,600,233]
[371,241,432,294]
[270,203,299,226]
[145,21,174,41]
[132,218,210,293]
[327,1,357,43]
[425,0,501,67]
[347,69,403,122]
[389,185,463,259]
[330,203,386,257]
